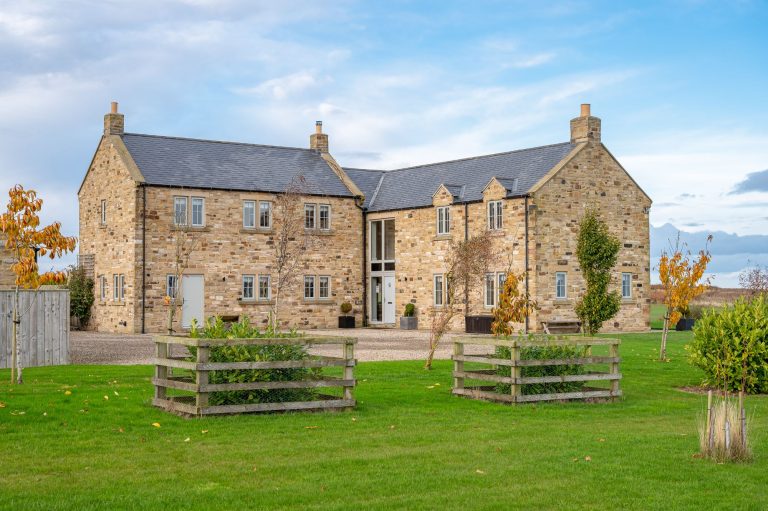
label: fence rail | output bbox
[152,335,356,416]
[452,335,621,404]
[0,289,69,369]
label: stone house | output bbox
[0,241,15,288]
[78,102,651,333]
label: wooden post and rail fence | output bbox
[452,335,621,404]
[152,335,356,416]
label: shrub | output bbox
[687,295,768,394]
[494,340,587,395]
[67,266,94,328]
[189,316,319,405]
[403,303,415,317]
[340,302,353,315]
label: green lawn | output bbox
[650,303,666,329]
[1,331,766,510]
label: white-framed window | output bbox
[488,200,503,230]
[113,274,125,301]
[484,273,496,307]
[304,276,316,299]
[370,219,396,272]
[318,276,330,299]
[556,272,567,299]
[173,197,188,226]
[622,272,632,299]
[319,204,331,230]
[243,200,256,228]
[434,274,444,306]
[100,200,107,225]
[166,275,177,299]
[259,201,272,229]
[99,275,106,300]
[436,206,450,235]
[258,275,271,300]
[304,204,316,229]
[242,275,254,300]
[191,197,205,227]
[497,272,506,302]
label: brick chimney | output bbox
[570,103,601,144]
[310,121,328,153]
[104,101,124,135]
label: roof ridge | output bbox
[122,132,314,153]
[343,167,386,173]
[383,141,573,174]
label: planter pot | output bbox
[400,316,418,330]
[676,318,696,331]
[338,316,355,329]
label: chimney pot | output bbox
[570,104,600,144]
[111,101,118,114]
[310,121,329,153]
[315,121,323,134]
[104,101,124,136]
[580,103,590,117]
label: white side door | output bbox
[383,275,396,324]
[181,274,204,328]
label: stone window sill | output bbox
[305,228,335,236]
[238,299,275,306]
[240,227,274,234]
[433,235,453,242]
[107,301,126,307]
[171,225,210,232]
[302,299,334,304]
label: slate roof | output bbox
[347,142,576,212]
[121,133,354,197]
[342,168,385,208]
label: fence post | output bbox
[196,346,210,412]
[154,339,167,401]
[453,341,464,392]
[343,341,355,402]
[706,390,713,451]
[510,341,521,401]
[610,340,620,400]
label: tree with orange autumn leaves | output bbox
[0,185,76,384]
[657,234,712,361]
[491,270,537,337]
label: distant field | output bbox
[650,303,666,330]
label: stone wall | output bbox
[140,187,364,333]
[78,136,141,333]
[0,241,15,288]
[529,141,652,332]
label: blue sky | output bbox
[1,1,766,285]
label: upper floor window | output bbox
[622,273,632,299]
[555,272,567,299]
[304,275,316,299]
[318,276,330,299]
[305,204,316,229]
[113,274,125,301]
[242,275,254,300]
[434,274,444,306]
[319,204,331,230]
[436,206,450,235]
[258,275,271,300]
[488,200,503,230]
[370,219,395,271]
[173,197,188,226]
[191,197,205,227]
[259,201,272,229]
[243,201,256,228]
[100,200,107,225]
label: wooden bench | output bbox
[541,320,582,334]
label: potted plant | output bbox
[400,303,418,330]
[675,305,700,331]
[338,302,355,328]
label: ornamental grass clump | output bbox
[188,316,319,405]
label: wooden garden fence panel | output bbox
[452,335,621,404]
[152,335,357,416]
[0,289,70,368]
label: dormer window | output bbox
[488,201,503,230]
[436,206,450,235]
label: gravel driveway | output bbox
[69,328,472,365]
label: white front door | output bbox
[181,274,204,328]
[383,275,395,324]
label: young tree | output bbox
[738,263,768,297]
[657,233,712,361]
[425,231,494,369]
[0,185,76,384]
[574,209,621,336]
[164,226,200,334]
[270,176,317,332]
[67,265,95,329]
[491,269,537,337]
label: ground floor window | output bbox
[434,274,444,306]
[556,272,567,299]
[319,276,330,299]
[304,276,316,299]
[166,275,177,299]
[622,272,632,299]
[258,275,271,300]
[242,275,254,300]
